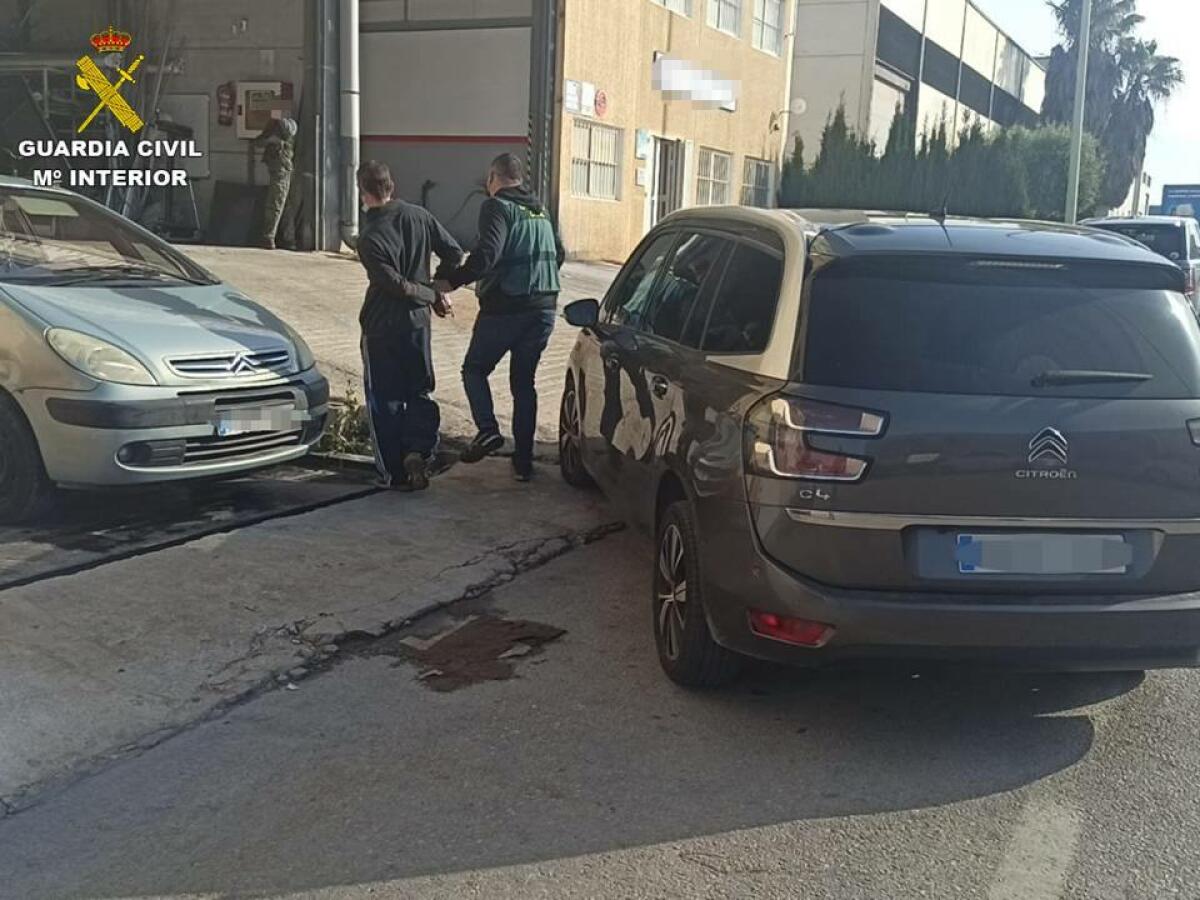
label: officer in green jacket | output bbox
[251,114,298,250]
[435,153,565,482]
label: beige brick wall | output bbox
[558,0,791,262]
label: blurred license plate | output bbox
[956,533,1132,575]
[215,406,296,437]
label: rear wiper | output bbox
[1032,370,1154,387]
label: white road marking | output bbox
[989,797,1082,900]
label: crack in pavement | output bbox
[430,522,625,604]
[0,518,626,820]
[203,618,324,692]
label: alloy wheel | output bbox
[656,523,688,661]
[559,386,583,472]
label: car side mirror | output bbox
[564,298,600,329]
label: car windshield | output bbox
[0,188,214,285]
[803,255,1200,400]
[1093,223,1187,261]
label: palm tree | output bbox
[1097,38,1183,208]
[1041,0,1183,213]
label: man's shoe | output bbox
[259,236,277,250]
[404,453,431,491]
[460,431,504,464]
[513,461,533,483]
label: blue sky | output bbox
[973,0,1198,200]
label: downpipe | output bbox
[339,0,360,249]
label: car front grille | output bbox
[182,429,305,463]
[167,347,293,379]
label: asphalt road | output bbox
[1,528,1197,899]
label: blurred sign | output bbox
[651,54,739,109]
[580,82,596,117]
[1163,185,1200,222]
[635,129,652,160]
[564,79,580,113]
[594,90,608,119]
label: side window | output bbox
[644,232,733,347]
[700,242,784,354]
[604,232,677,330]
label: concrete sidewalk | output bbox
[0,459,617,814]
[185,247,620,445]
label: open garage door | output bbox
[359,0,558,248]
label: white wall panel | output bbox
[361,29,531,136]
[961,5,997,77]
[882,0,926,30]
[924,0,965,55]
[994,35,1027,95]
[1023,62,1046,112]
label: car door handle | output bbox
[650,375,669,398]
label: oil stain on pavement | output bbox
[357,613,567,692]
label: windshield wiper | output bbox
[1032,369,1154,387]
[43,263,210,286]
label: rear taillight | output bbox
[746,395,886,482]
[748,610,835,648]
[1185,268,1197,298]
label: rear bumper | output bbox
[695,499,1200,671]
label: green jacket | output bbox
[448,187,564,315]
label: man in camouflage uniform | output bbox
[252,115,298,250]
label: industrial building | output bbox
[789,0,1047,156]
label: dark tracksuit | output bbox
[357,200,464,483]
[444,186,565,470]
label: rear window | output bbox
[1094,223,1187,261]
[802,256,1200,399]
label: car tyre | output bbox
[0,393,47,525]
[558,375,593,488]
[654,500,742,688]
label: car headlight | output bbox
[46,328,157,386]
[285,325,316,372]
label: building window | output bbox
[696,148,732,206]
[707,0,741,36]
[571,119,622,200]
[751,0,783,54]
[741,158,772,207]
[654,0,693,14]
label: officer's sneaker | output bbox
[512,459,533,483]
[460,431,504,464]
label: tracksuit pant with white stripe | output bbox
[361,327,439,482]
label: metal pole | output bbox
[1065,0,1093,223]
[339,0,360,249]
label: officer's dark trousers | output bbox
[461,308,556,468]
[361,328,439,483]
